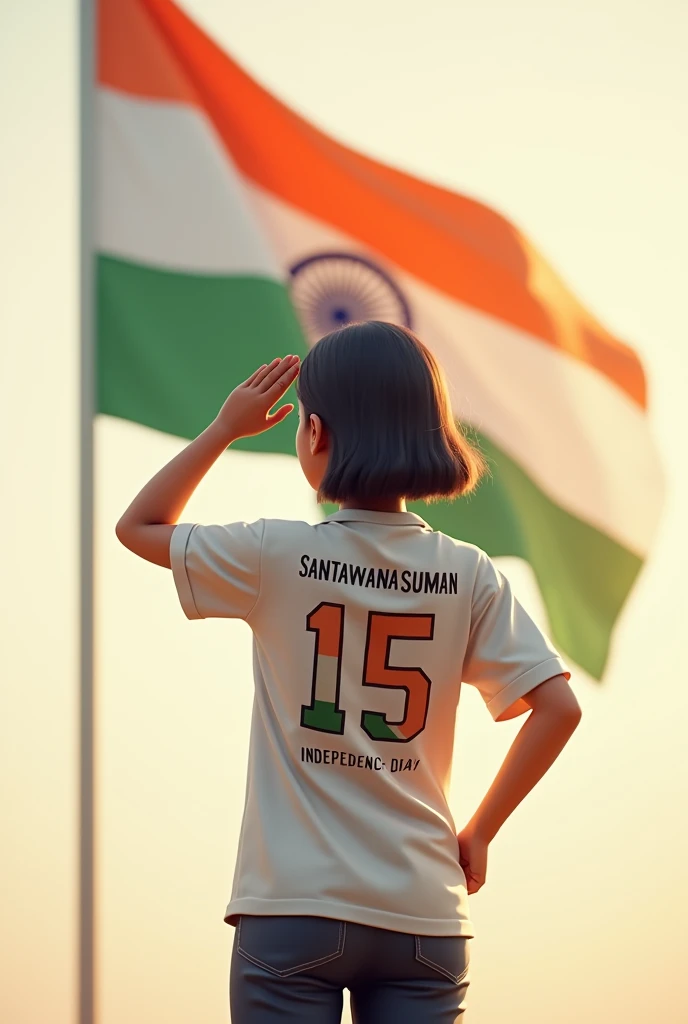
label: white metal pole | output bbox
[79,1,96,1022]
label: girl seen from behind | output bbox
[117,320,582,1022]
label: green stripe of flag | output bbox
[97,255,309,452]
[410,434,641,679]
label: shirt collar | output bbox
[324,508,430,528]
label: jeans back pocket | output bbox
[415,934,471,984]
[237,915,346,978]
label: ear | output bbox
[309,413,328,455]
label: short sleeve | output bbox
[462,552,570,722]
[170,520,265,621]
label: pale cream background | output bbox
[1,1,687,1022]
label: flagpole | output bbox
[79,1,96,1023]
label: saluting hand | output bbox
[214,356,300,440]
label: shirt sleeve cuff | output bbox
[170,522,203,620]
[486,657,570,722]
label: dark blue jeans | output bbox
[230,914,471,1022]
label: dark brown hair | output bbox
[296,320,486,504]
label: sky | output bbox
[1,1,687,1022]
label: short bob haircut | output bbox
[296,320,486,505]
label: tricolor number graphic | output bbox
[301,603,434,743]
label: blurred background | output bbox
[2,1,687,1022]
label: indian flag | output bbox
[96,0,662,678]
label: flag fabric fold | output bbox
[96,0,662,677]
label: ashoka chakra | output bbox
[289,252,412,343]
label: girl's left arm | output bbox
[115,355,299,568]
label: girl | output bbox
[116,321,581,1023]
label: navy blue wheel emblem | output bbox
[289,252,412,343]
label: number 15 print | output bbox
[301,602,434,743]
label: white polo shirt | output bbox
[170,508,569,937]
